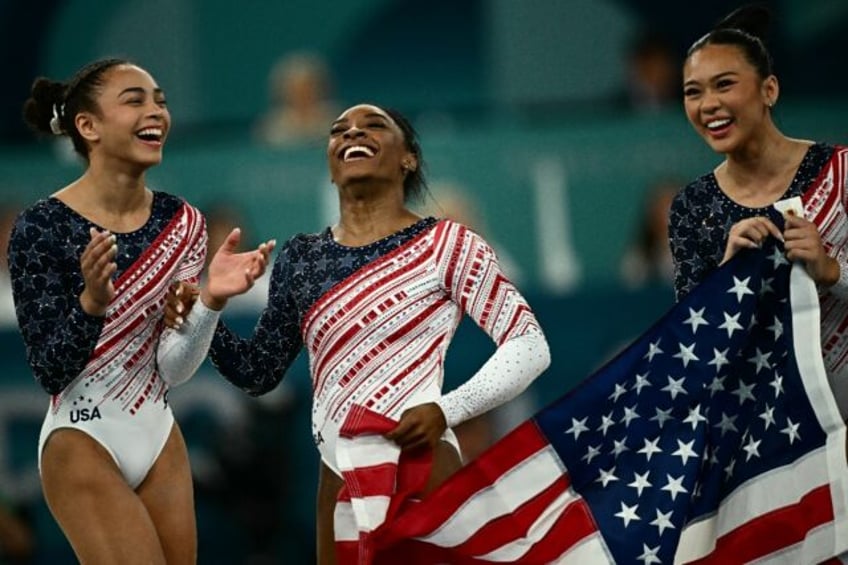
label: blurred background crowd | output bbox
[0,0,846,562]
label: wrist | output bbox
[199,287,227,311]
[819,257,840,288]
[79,291,108,317]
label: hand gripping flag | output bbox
[334,241,848,564]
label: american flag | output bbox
[334,242,848,564]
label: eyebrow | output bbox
[331,112,390,126]
[684,71,739,87]
[118,87,165,97]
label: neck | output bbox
[715,126,814,207]
[334,183,419,245]
[723,125,797,180]
[77,159,149,213]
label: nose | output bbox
[342,126,365,140]
[699,89,721,114]
[145,100,167,119]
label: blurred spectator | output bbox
[0,204,21,327]
[619,179,679,289]
[616,30,680,113]
[0,493,34,565]
[203,203,270,314]
[253,52,339,147]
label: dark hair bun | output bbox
[22,78,67,135]
[715,4,772,41]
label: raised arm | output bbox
[207,239,304,395]
[157,227,275,386]
[8,222,109,394]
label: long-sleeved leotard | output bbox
[209,218,550,473]
[8,191,214,487]
[670,142,848,416]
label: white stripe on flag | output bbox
[478,488,581,562]
[335,502,358,542]
[788,264,848,554]
[675,446,829,563]
[750,521,843,565]
[351,495,392,532]
[418,445,563,547]
[336,434,400,471]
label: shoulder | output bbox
[12,198,71,242]
[671,173,715,212]
[432,219,498,266]
[152,191,193,217]
[819,142,844,161]
[433,218,486,243]
[272,230,326,263]
[9,199,78,262]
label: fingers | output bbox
[244,239,277,279]
[385,403,446,451]
[78,229,119,316]
[219,227,243,254]
[81,228,118,275]
[722,216,784,265]
[736,216,782,244]
[385,421,430,451]
[164,281,200,329]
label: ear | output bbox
[402,153,418,174]
[762,75,779,108]
[75,112,100,143]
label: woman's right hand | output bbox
[79,228,118,317]
[164,281,199,330]
[721,216,783,265]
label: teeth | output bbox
[706,119,731,130]
[137,127,163,138]
[343,145,375,161]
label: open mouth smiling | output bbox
[340,145,376,162]
[136,127,164,144]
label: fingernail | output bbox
[269,239,277,247]
[177,303,184,314]
[110,234,117,243]
[176,286,183,296]
[176,316,184,325]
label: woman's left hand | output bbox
[783,213,839,286]
[385,403,448,452]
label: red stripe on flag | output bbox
[340,405,397,437]
[506,497,597,564]
[452,475,571,555]
[342,462,399,500]
[376,420,549,545]
[688,484,834,564]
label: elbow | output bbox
[30,360,69,395]
[246,374,284,397]
[527,328,551,375]
[539,337,552,373]
[159,369,193,388]
[38,374,66,396]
